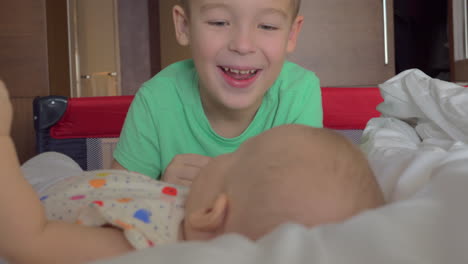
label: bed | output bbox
[33,87,383,170]
[32,70,468,263]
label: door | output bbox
[450,0,468,82]
[68,0,121,97]
[288,0,395,87]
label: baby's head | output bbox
[172,0,305,116]
[183,125,384,241]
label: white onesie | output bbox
[39,169,188,249]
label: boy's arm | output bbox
[161,154,212,186]
[111,159,127,170]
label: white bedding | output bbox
[93,69,468,263]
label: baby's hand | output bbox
[0,80,12,136]
[162,154,212,186]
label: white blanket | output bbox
[362,69,468,202]
[89,69,467,263]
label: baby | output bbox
[184,124,385,241]
[0,82,384,264]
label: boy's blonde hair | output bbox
[179,0,302,19]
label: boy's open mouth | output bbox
[219,66,260,80]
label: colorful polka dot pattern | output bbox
[40,170,188,249]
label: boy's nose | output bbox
[228,28,256,55]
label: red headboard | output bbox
[48,87,383,139]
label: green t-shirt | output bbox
[114,59,323,179]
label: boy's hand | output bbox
[0,80,12,136]
[162,154,212,186]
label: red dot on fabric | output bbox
[92,200,104,207]
[162,187,178,196]
[70,195,86,200]
[147,240,155,247]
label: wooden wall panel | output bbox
[0,0,49,98]
[0,0,49,162]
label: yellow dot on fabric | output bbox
[96,173,110,177]
[114,220,134,230]
[89,179,106,188]
[117,198,133,203]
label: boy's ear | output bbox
[286,15,304,53]
[187,194,228,232]
[173,5,190,46]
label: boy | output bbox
[0,82,382,263]
[112,0,322,183]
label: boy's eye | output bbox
[207,21,229,27]
[258,24,279,31]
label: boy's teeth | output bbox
[223,67,257,75]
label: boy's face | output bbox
[174,0,303,113]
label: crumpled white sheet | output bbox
[377,68,468,142]
[362,69,468,202]
[93,69,468,264]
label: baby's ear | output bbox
[187,194,228,232]
[172,5,190,46]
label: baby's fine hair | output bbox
[224,125,384,240]
[178,0,302,18]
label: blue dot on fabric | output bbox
[40,195,48,201]
[134,209,152,224]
